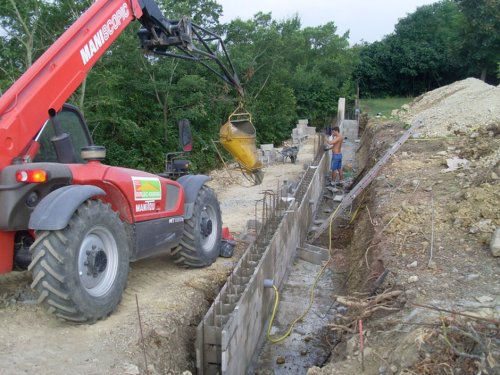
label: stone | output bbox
[123,364,140,375]
[466,274,480,281]
[443,157,470,172]
[276,356,286,364]
[336,306,348,314]
[379,366,387,374]
[408,276,418,283]
[346,335,358,355]
[470,219,494,234]
[300,349,308,356]
[470,132,479,139]
[306,367,321,375]
[390,364,398,373]
[476,295,494,303]
[491,228,500,257]
[364,347,373,357]
[406,261,418,268]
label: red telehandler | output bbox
[0,0,243,323]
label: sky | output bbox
[215,0,439,44]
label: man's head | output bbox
[332,126,340,135]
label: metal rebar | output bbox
[135,294,149,372]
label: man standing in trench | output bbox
[326,126,344,185]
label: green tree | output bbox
[455,0,500,81]
[354,0,468,96]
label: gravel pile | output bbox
[397,78,500,137]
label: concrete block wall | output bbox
[292,119,315,145]
[196,152,328,375]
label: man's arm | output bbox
[327,136,342,145]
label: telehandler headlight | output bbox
[16,169,47,183]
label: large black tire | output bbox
[171,186,222,267]
[28,200,129,323]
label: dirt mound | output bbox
[397,78,500,137]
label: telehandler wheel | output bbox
[28,200,129,323]
[172,186,222,267]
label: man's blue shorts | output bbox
[331,153,342,171]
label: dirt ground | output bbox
[1,78,498,375]
[308,78,499,375]
[0,137,318,375]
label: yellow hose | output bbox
[266,204,341,343]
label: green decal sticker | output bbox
[132,177,162,201]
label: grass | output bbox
[360,97,413,117]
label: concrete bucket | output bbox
[219,108,263,184]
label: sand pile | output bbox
[397,78,500,137]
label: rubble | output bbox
[397,78,500,137]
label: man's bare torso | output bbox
[331,132,343,154]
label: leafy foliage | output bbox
[3,0,496,173]
[354,0,500,97]
[455,0,500,81]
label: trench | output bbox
[247,120,363,374]
[139,114,412,374]
[189,111,419,375]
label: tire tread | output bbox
[29,200,129,323]
[171,186,222,268]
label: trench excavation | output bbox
[192,110,424,374]
[196,135,326,375]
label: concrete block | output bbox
[260,144,274,152]
[305,127,316,135]
[298,119,308,126]
[297,244,329,265]
[491,228,500,257]
[196,152,328,375]
[268,151,276,163]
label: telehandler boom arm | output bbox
[0,0,242,171]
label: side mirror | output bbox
[178,119,192,152]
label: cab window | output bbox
[34,106,92,163]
